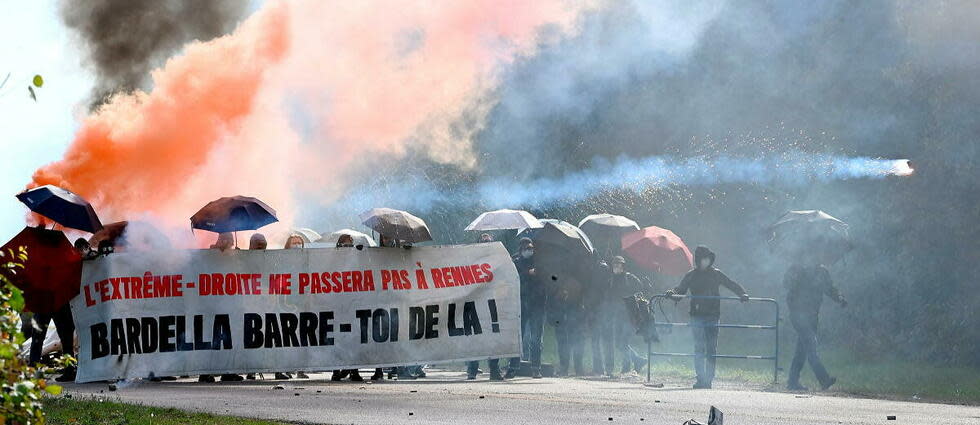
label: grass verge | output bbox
[43,397,288,425]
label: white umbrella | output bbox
[317,229,378,247]
[465,209,543,231]
[288,227,322,244]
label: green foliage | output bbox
[1,247,56,425]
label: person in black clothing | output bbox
[28,237,89,382]
[784,261,846,391]
[467,233,515,380]
[514,238,545,378]
[665,246,749,389]
[599,256,651,376]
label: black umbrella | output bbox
[16,185,102,233]
[191,196,278,233]
[359,208,432,243]
[532,221,594,266]
[578,213,640,255]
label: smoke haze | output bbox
[30,0,980,366]
[60,0,249,108]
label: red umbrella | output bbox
[621,226,693,276]
[1,227,82,313]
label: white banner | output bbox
[71,243,521,383]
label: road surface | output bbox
[61,369,980,424]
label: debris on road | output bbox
[272,385,285,390]
[887,416,896,420]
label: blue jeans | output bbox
[690,316,719,385]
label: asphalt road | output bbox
[61,370,980,425]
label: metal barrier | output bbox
[645,295,780,383]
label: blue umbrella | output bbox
[191,196,278,233]
[16,185,102,233]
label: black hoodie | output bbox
[672,246,747,318]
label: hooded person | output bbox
[666,246,749,389]
[598,256,652,376]
[784,259,846,391]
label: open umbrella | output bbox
[621,226,693,276]
[521,219,595,252]
[287,228,322,244]
[191,196,278,233]
[767,210,851,264]
[317,229,378,247]
[1,227,82,314]
[579,214,640,254]
[532,221,594,262]
[89,221,171,252]
[16,185,102,233]
[465,209,543,231]
[359,208,432,243]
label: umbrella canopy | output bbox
[532,221,594,261]
[579,214,640,254]
[621,226,694,276]
[1,227,82,313]
[16,185,102,233]
[359,208,432,243]
[767,210,851,264]
[522,219,595,252]
[190,196,278,233]
[89,221,171,252]
[288,228,322,244]
[317,229,378,247]
[465,209,543,231]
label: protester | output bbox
[249,233,268,250]
[210,232,235,252]
[784,260,846,391]
[331,234,365,382]
[27,238,87,382]
[244,233,268,380]
[200,233,245,383]
[666,246,749,388]
[514,237,545,378]
[549,271,587,377]
[467,233,518,380]
[282,234,309,380]
[599,256,651,376]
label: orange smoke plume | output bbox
[30,0,588,245]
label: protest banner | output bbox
[70,243,520,382]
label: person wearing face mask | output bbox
[599,256,651,377]
[784,258,846,391]
[665,246,749,389]
[513,238,546,378]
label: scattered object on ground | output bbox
[608,417,613,421]
[887,416,896,420]
[655,400,661,403]
[708,406,723,425]
[409,412,414,416]
[795,395,813,399]
[410,390,418,393]
[272,385,284,390]
[479,396,485,399]
[644,383,664,388]
[108,383,117,391]
[294,393,300,396]
[316,390,322,393]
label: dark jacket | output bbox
[784,264,842,319]
[672,246,747,318]
[513,253,546,310]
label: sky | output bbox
[0,0,92,241]
[0,0,265,242]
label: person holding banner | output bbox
[282,234,310,380]
[466,233,517,381]
[331,234,366,382]
[514,237,545,378]
[199,233,245,383]
[244,233,268,380]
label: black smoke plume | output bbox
[60,0,247,109]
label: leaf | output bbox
[45,385,62,395]
[9,287,25,311]
[32,75,43,88]
[28,86,36,101]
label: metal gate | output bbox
[645,295,780,383]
